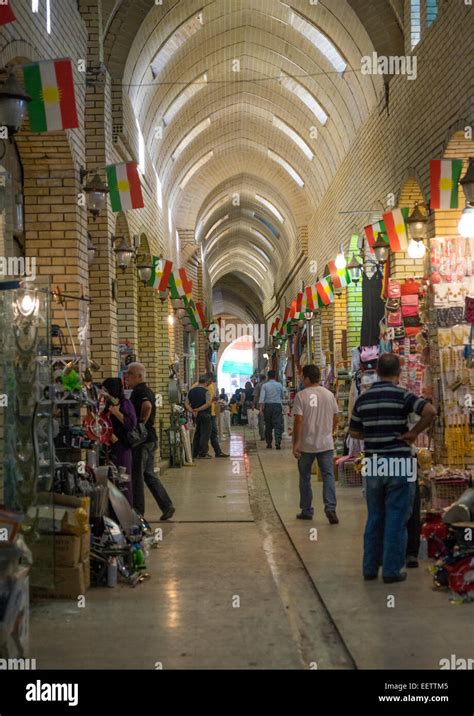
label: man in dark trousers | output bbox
[253,373,267,441]
[205,372,229,457]
[349,353,435,583]
[186,375,213,459]
[259,369,284,449]
[126,362,175,521]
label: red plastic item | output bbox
[421,511,448,558]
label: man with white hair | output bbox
[125,362,175,521]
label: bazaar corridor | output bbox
[30,428,471,671]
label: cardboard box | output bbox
[54,535,81,567]
[80,531,90,562]
[50,564,85,599]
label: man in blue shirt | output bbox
[349,353,436,584]
[259,370,284,449]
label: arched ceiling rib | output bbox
[105,0,405,312]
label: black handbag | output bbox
[127,422,148,448]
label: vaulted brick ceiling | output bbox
[104,0,403,318]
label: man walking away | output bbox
[292,365,339,524]
[126,363,175,521]
[349,353,436,584]
[259,369,284,449]
[253,373,267,440]
[205,372,229,457]
[185,375,213,459]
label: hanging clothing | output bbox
[361,272,385,347]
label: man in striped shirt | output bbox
[349,353,436,584]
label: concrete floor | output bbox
[30,427,473,669]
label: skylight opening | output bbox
[272,116,314,160]
[280,74,328,126]
[168,206,173,234]
[248,228,276,253]
[268,150,304,188]
[410,0,421,49]
[155,169,163,209]
[253,212,280,239]
[255,195,284,224]
[163,73,208,127]
[179,150,213,190]
[151,12,204,78]
[205,214,229,240]
[172,118,210,161]
[136,116,146,174]
[288,8,347,74]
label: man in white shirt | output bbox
[292,364,339,523]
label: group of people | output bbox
[185,372,229,460]
[102,353,435,584]
[291,354,435,584]
[101,363,175,521]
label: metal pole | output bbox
[306,319,312,364]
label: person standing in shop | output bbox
[125,362,175,521]
[186,375,213,459]
[349,353,436,584]
[259,369,284,449]
[101,377,137,506]
[292,364,339,524]
[253,373,267,441]
[205,371,229,458]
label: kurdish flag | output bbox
[107,162,144,212]
[168,268,192,299]
[23,58,79,132]
[326,263,352,290]
[0,2,15,26]
[295,292,306,319]
[270,317,281,337]
[185,298,206,330]
[279,307,291,336]
[383,207,409,252]
[364,220,386,251]
[316,277,334,306]
[430,160,463,209]
[149,257,173,291]
[304,285,318,311]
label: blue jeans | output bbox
[364,467,416,578]
[298,450,337,515]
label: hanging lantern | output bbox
[84,173,109,221]
[0,72,31,136]
[373,234,390,264]
[347,253,362,284]
[407,201,428,241]
[113,236,133,272]
[137,259,153,285]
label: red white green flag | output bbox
[23,58,78,132]
[383,207,409,252]
[304,285,318,311]
[185,299,206,330]
[326,263,351,290]
[0,2,16,26]
[168,268,192,299]
[364,220,386,251]
[430,160,463,209]
[316,278,334,306]
[295,292,306,319]
[149,257,173,291]
[279,307,291,336]
[106,162,144,212]
[270,317,281,337]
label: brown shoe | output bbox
[325,511,339,525]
